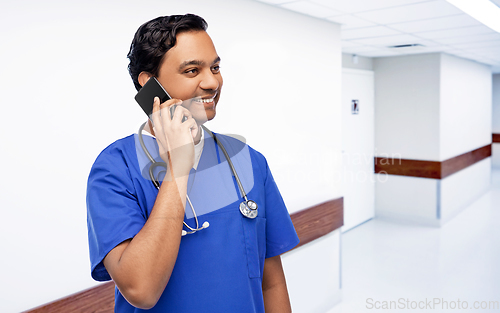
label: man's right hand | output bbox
[151,96,199,178]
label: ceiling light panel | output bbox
[327,14,377,29]
[280,1,342,18]
[447,0,500,33]
[354,1,463,24]
[309,0,428,14]
[388,14,481,33]
[342,26,402,40]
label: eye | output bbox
[211,65,221,74]
[184,68,198,75]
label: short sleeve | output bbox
[87,145,146,281]
[263,162,300,258]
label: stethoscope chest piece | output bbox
[239,200,258,219]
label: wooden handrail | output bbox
[375,144,492,179]
[493,134,500,143]
[23,281,115,313]
[289,198,344,250]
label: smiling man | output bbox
[86,14,299,312]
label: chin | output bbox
[204,108,217,121]
[194,110,216,125]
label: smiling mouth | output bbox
[195,98,214,103]
[193,94,217,104]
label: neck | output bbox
[145,120,203,145]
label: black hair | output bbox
[127,14,208,91]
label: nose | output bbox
[199,70,220,92]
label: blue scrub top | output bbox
[87,129,299,312]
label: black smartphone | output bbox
[134,77,186,121]
[134,77,171,118]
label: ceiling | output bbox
[255,0,500,73]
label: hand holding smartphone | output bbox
[134,77,187,122]
[136,77,197,173]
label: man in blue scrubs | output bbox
[87,14,299,312]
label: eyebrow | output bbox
[178,56,221,71]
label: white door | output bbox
[341,68,375,232]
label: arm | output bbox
[262,255,292,313]
[102,98,198,309]
[103,177,186,309]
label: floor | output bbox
[327,169,500,313]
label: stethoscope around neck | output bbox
[138,122,258,236]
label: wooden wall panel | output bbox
[375,158,441,179]
[289,198,344,250]
[493,134,500,143]
[23,282,115,313]
[375,144,492,179]
[441,145,491,178]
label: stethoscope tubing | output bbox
[200,125,250,203]
[138,122,202,235]
[138,122,258,236]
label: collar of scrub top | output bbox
[141,125,205,171]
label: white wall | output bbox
[493,74,500,169]
[440,53,492,160]
[493,145,500,169]
[439,55,492,219]
[440,158,491,222]
[374,53,441,161]
[282,230,341,313]
[342,53,373,71]
[341,69,375,231]
[376,175,440,226]
[373,53,492,226]
[493,74,500,133]
[0,1,342,312]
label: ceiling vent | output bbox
[388,44,425,52]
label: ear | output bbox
[138,71,153,87]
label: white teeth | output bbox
[196,98,214,103]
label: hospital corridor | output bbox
[327,169,500,312]
[2,0,500,312]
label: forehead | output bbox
[163,31,218,66]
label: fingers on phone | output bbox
[171,103,193,123]
[189,119,199,138]
[151,97,165,138]
[153,98,196,137]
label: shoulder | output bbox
[91,135,136,164]
[88,134,137,178]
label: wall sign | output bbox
[351,99,359,114]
